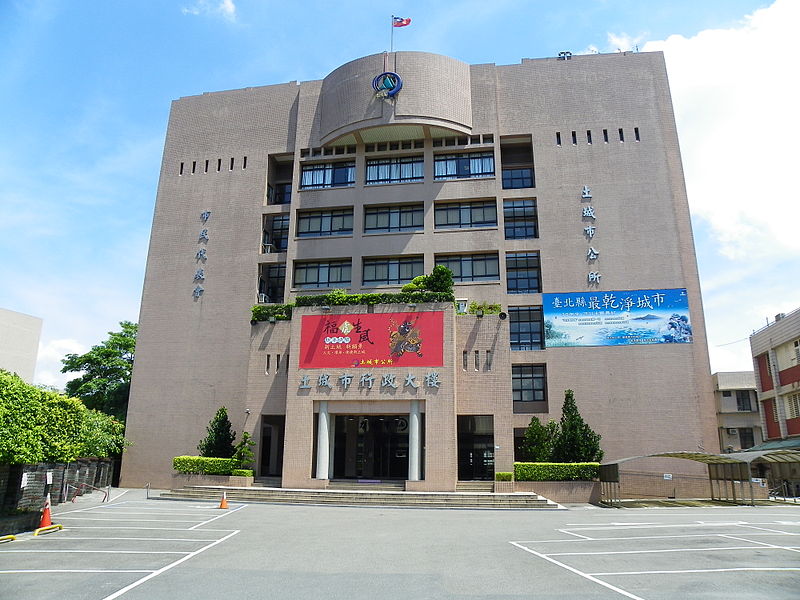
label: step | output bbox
[159,486,559,509]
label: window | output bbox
[434,152,494,180]
[794,340,800,362]
[293,261,351,288]
[512,365,546,402]
[786,393,800,420]
[436,254,500,282]
[509,306,543,350]
[364,204,424,233]
[736,390,752,412]
[258,264,286,303]
[365,156,423,184]
[722,390,732,397]
[506,252,540,294]
[502,168,534,189]
[738,427,755,450]
[504,199,538,239]
[268,182,292,205]
[362,256,424,286]
[263,214,289,252]
[434,201,497,229]
[296,209,353,237]
[300,161,355,189]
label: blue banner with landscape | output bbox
[543,288,692,347]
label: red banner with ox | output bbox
[299,311,444,368]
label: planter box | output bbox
[0,511,42,536]
[494,481,514,493]
[172,473,254,488]
[515,481,600,503]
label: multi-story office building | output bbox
[712,371,761,452]
[121,50,718,489]
[750,307,800,446]
[0,307,42,384]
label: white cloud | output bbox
[36,338,86,390]
[644,0,800,260]
[182,1,237,22]
[635,0,800,372]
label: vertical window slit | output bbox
[265,354,271,375]
[634,127,640,142]
[486,350,493,370]
[179,162,184,175]
[191,161,196,174]
[217,158,222,172]
[586,130,592,145]
[603,129,609,143]
[462,351,468,371]
[474,350,480,371]
[243,156,248,169]
[555,131,561,146]
[276,354,281,371]
[204,160,209,173]
[230,157,235,170]
[571,131,577,145]
[618,128,624,142]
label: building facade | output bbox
[712,371,761,452]
[0,307,42,384]
[750,307,800,445]
[121,51,718,489]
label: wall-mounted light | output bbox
[499,312,508,320]
[245,408,251,415]
[407,303,417,310]
[250,319,258,326]
[321,305,331,312]
[476,309,484,318]
[269,316,277,324]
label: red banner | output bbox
[299,312,444,368]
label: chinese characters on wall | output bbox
[299,370,441,391]
[193,210,211,298]
[581,185,601,286]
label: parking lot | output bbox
[1,489,799,599]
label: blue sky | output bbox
[1,0,797,387]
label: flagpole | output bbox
[390,15,394,53]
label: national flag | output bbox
[392,16,411,27]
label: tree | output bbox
[61,321,137,422]
[551,389,604,463]
[231,431,256,469]
[519,416,559,462]
[197,407,236,458]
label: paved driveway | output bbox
[1,489,799,599]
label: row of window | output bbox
[298,135,495,159]
[262,199,538,249]
[286,253,540,293]
[298,153,534,189]
[179,157,247,175]
[556,127,640,146]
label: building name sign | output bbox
[299,370,441,392]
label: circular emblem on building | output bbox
[372,72,403,98]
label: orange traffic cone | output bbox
[218,491,229,510]
[39,493,53,528]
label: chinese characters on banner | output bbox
[299,312,444,368]
[543,288,693,347]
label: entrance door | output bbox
[333,415,412,480]
[457,415,494,480]
[260,415,285,477]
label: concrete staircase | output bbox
[159,484,560,509]
[456,481,495,493]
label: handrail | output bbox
[66,482,109,503]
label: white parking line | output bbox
[0,569,153,574]
[546,545,774,557]
[720,534,800,554]
[589,567,800,576]
[56,517,201,523]
[67,526,235,531]
[99,530,240,600]
[50,537,219,542]
[1,550,190,554]
[558,529,594,540]
[188,504,247,530]
[510,542,645,600]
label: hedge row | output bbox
[514,462,599,481]
[494,472,513,481]
[0,370,127,464]
[172,456,238,475]
[251,290,455,322]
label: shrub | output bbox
[495,472,513,482]
[231,431,255,469]
[514,462,599,481]
[425,265,454,293]
[551,390,603,463]
[519,416,559,462]
[172,456,237,475]
[231,469,254,477]
[467,301,502,315]
[251,303,293,322]
[197,407,236,458]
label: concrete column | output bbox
[328,412,336,478]
[408,400,421,481]
[315,401,329,480]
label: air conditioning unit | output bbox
[258,293,269,303]
[455,298,469,314]
[727,428,738,435]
